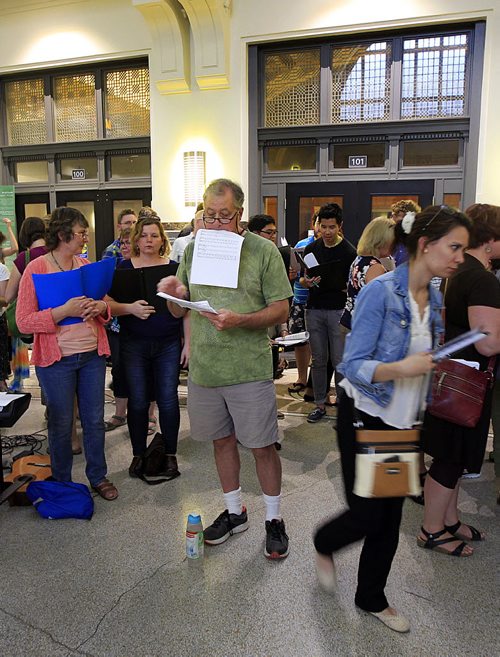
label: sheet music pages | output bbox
[157,292,218,314]
[189,229,244,288]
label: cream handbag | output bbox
[354,428,421,498]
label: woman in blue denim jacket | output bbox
[313,206,471,633]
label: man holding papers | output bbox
[158,178,292,560]
[301,203,356,423]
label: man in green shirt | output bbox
[159,178,292,559]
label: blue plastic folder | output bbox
[32,258,116,325]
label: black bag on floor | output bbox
[132,433,179,485]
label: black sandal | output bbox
[417,526,471,557]
[288,382,306,394]
[444,521,485,542]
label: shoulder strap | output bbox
[486,356,497,378]
[25,248,31,266]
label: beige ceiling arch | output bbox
[177,0,231,90]
[133,0,191,94]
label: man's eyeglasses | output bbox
[120,240,131,247]
[73,231,89,239]
[202,209,240,224]
[260,229,277,236]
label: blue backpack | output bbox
[26,481,94,520]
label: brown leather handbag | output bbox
[427,357,496,428]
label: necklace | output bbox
[51,251,74,272]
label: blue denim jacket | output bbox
[338,263,444,407]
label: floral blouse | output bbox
[340,255,383,329]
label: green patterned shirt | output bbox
[178,231,292,387]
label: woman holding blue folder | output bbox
[16,207,118,501]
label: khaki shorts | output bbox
[187,379,278,448]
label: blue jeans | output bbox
[36,351,107,487]
[121,335,181,456]
[305,308,345,405]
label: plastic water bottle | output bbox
[186,513,204,559]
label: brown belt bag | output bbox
[354,428,421,498]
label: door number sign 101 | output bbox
[348,156,367,168]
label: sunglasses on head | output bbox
[422,205,455,231]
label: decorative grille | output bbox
[331,42,392,124]
[401,34,469,119]
[105,68,150,138]
[54,73,97,142]
[5,78,47,145]
[264,50,320,127]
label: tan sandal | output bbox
[92,479,119,501]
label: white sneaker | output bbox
[369,607,410,633]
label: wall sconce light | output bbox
[184,151,206,207]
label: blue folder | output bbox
[32,258,116,325]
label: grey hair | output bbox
[203,178,244,209]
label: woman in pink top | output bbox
[17,207,118,501]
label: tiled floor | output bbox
[0,368,498,657]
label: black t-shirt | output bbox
[445,253,500,368]
[303,238,357,310]
[114,259,182,340]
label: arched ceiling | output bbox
[133,0,231,94]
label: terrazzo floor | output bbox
[0,367,498,657]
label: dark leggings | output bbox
[107,329,129,399]
[314,391,404,613]
[428,460,463,489]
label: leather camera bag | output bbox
[427,357,495,428]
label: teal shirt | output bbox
[178,231,292,387]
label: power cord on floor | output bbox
[1,430,47,457]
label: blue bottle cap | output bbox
[187,513,201,524]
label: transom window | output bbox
[262,30,470,127]
[264,49,320,127]
[332,42,392,124]
[5,78,47,145]
[401,34,468,119]
[1,61,150,146]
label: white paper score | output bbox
[189,229,244,288]
[157,292,218,314]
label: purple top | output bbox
[14,246,48,274]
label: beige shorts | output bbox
[187,378,279,448]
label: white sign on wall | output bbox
[348,156,368,168]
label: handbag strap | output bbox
[485,356,497,379]
[441,274,497,378]
[25,248,31,267]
